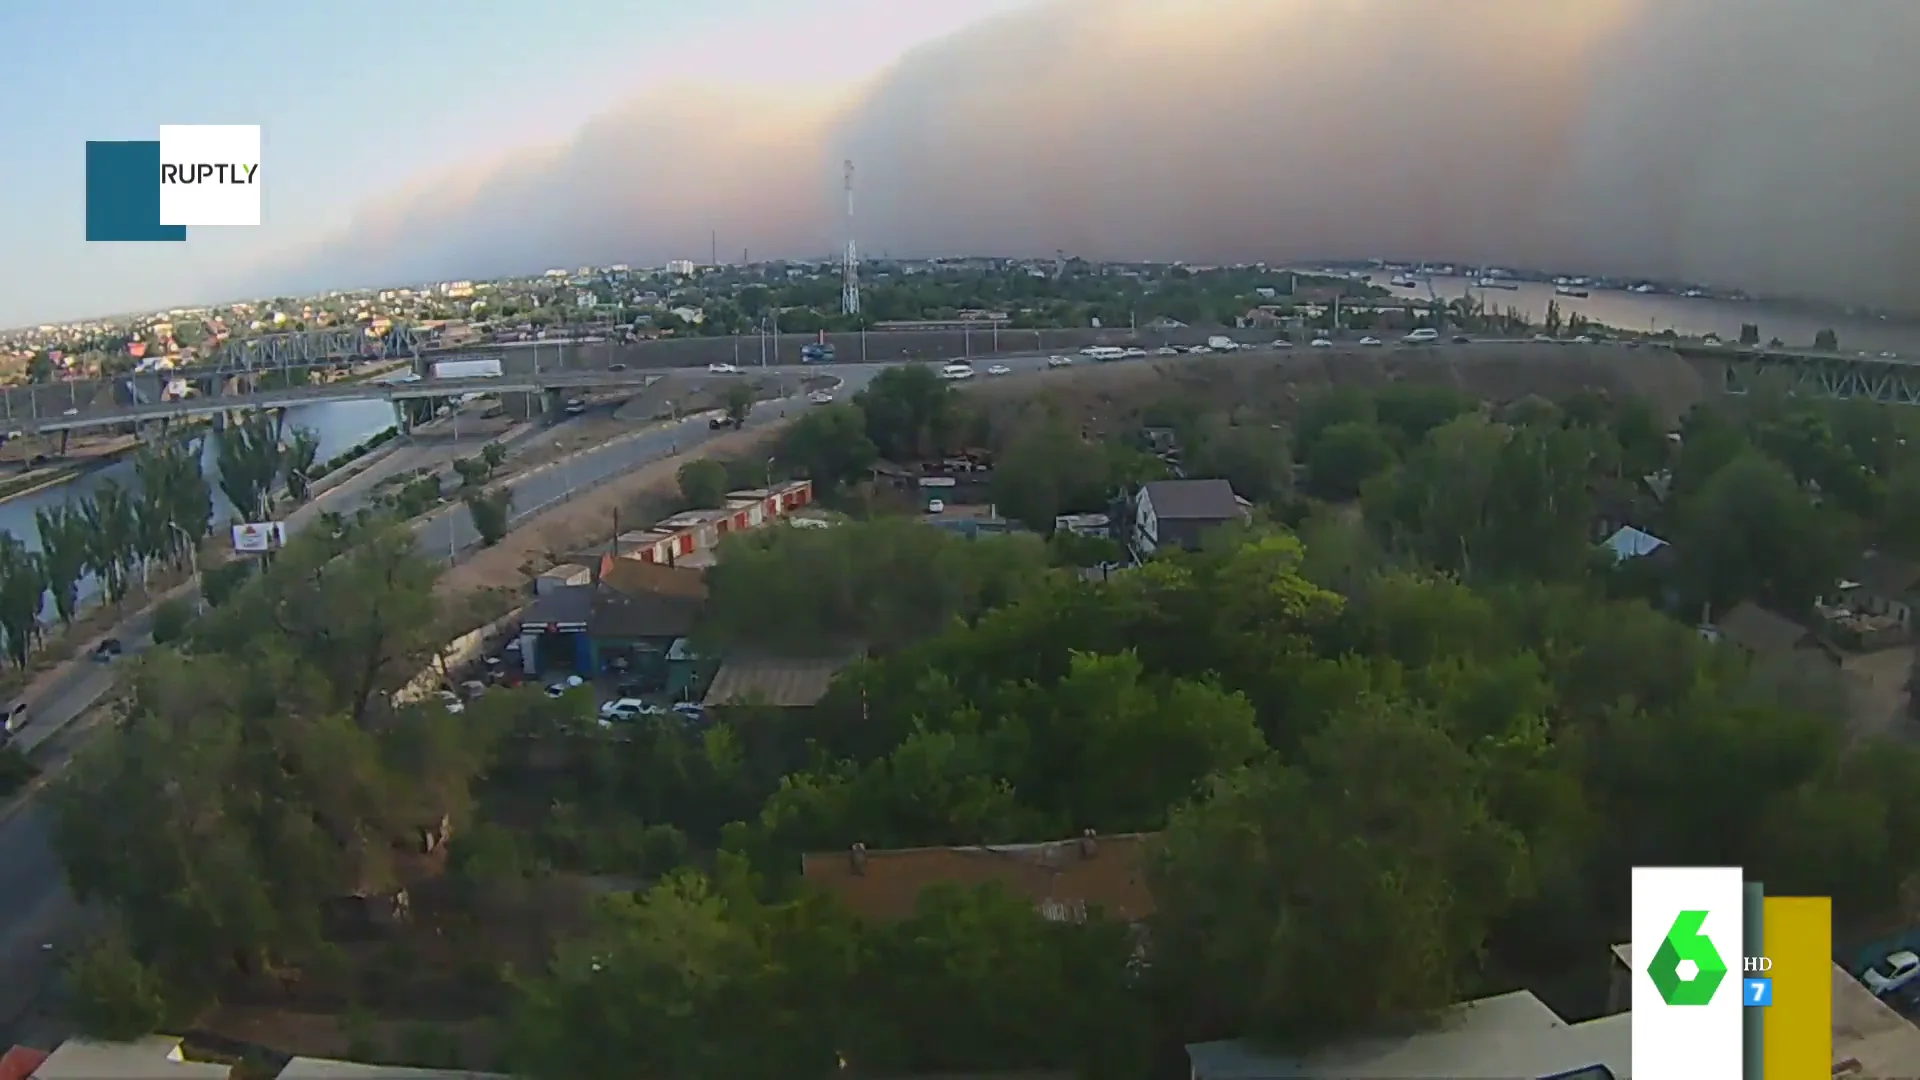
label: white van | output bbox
[1403,328,1441,344]
[940,363,975,380]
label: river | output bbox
[1364,273,1917,353]
[0,398,399,613]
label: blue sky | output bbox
[0,0,1028,329]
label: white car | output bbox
[987,364,1012,376]
[1154,346,1178,356]
[599,698,659,722]
[1403,328,1440,344]
[1310,338,1333,348]
[1270,340,1294,349]
[1532,333,1555,342]
[1863,951,1920,996]
[1358,337,1383,347]
[1573,335,1594,344]
[807,391,834,404]
[940,363,975,380]
[1123,347,1146,358]
[1190,346,1212,355]
[437,690,464,715]
[1047,355,1074,368]
[707,363,740,374]
[545,675,586,698]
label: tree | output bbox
[35,504,91,626]
[723,382,756,427]
[79,481,139,604]
[1814,328,1840,352]
[1302,421,1395,500]
[65,931,172,1042]
[283,427,322,502]
[774,404,877,492]
[677,459,729,510]
[1678,452,1849,614]
[990,411,1114,531]
[149,597,194,645]
[854,365,959,460]
[0,533,43,667]
[1185,423,1291,505]
[215,413,285,523]
[482,441,509,471]
[465,487,513,547]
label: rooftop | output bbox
[1141,478,1246,521]
[1714,600,1809,655]
[702,650,860,707]
[30,1037,232,1079]
[803,831,1156,923]
[1187,991,1628,1079]
[276,1059,510,1079]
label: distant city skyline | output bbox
[6,0,1917,328]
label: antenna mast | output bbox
[841,159,860,317]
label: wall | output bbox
[392,605,526,705]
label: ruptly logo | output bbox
[1648,910,1729,1006]
[86,124,261,241]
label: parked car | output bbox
[545,675,586,699]
[1864,951,1920,997]
[437,690,465,715]
[599,698,660,723]
[672,701,708,723]
[2,702,26,735]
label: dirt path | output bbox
[434,423,786,600]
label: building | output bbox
[1601,525,1669,564]
[1186,989,1628,1079]
[18,1036,233,1078]
[665,259,696,276]
[515,559,708,680]
[275,1058,507,1078]
[1128,479,1250,560]
[802,831,1155,924]
[701,648,862,710]
[612,481,814,568]
[1839,551,1920,633]
[1707,601,1835,664]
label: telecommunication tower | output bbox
[841,159,860,316]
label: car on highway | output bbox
[988,364,1012,376]
[1047,355,1074,368]
[1124,347,1147,359]
[563,397,586,416]
[708,363,741,374]
[1573,335,1594,344]
[1358,337,1383,347]
[1190,346,1212,355]
[709,414,744,430]
[1403,328,1440,344]
[1532,334,1555,343]
[807,391,835,404]
[1155,347,1178,356]
[1311,338,1333,348]
[61,407,78,417]
[940,363,976,380]
[1865,952,1920,997]
[379,372,423,385]
[1452,335,1472,344]
[608,363,629,371]
[1270,340,1293,349]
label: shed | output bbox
[534,563,590,595]
[702,649,861,708]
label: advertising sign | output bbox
[231,521,287,553]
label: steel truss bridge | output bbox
[210,324,430,373]
[1699,347,1920,406]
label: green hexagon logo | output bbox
[1648,910,1728,1006]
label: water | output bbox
[1376,274,1916,353]
[0,398,399,614]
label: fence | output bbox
[393,605,526,705]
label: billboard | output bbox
[231,521,287,553]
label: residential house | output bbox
[1187,989,1628,1080]
[802,831,1155,924]
[1128,479,1250,560]
[1600,525,1671,565]
[701,647,862,710]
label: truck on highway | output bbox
[431,358,503,380]
[1206,336,1240,353]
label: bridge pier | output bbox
[57,430,69,456]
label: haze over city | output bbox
[5,0,1917,327]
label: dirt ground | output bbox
[1844,647,1918,741]
[963,343,1713,438]
[434,423,786,601]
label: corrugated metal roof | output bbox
[702,650,859,707]
[1603,525,1667,561]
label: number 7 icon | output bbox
[1744,977,1773,1006]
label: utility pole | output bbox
[710,230,717,267]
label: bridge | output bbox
[7,367,672,434]
[1672,344,1920,405]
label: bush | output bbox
[150,597,195,645]
[0,745,38,797]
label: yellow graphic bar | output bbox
[1762,895,1831,1077]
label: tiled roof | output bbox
[0,1047,48,1080]
[802,831,1157,922]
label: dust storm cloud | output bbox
[263,0,1920,308]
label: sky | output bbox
[5,0,1919,328]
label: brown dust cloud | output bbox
[259,0,1920,310]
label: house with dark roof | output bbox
[801,831,1156,924]
[1709,601,1834,664]
[511,560,709,681]
[701,647,862,710]
[1842,551,1920,634]
[1128,479,1250,560]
